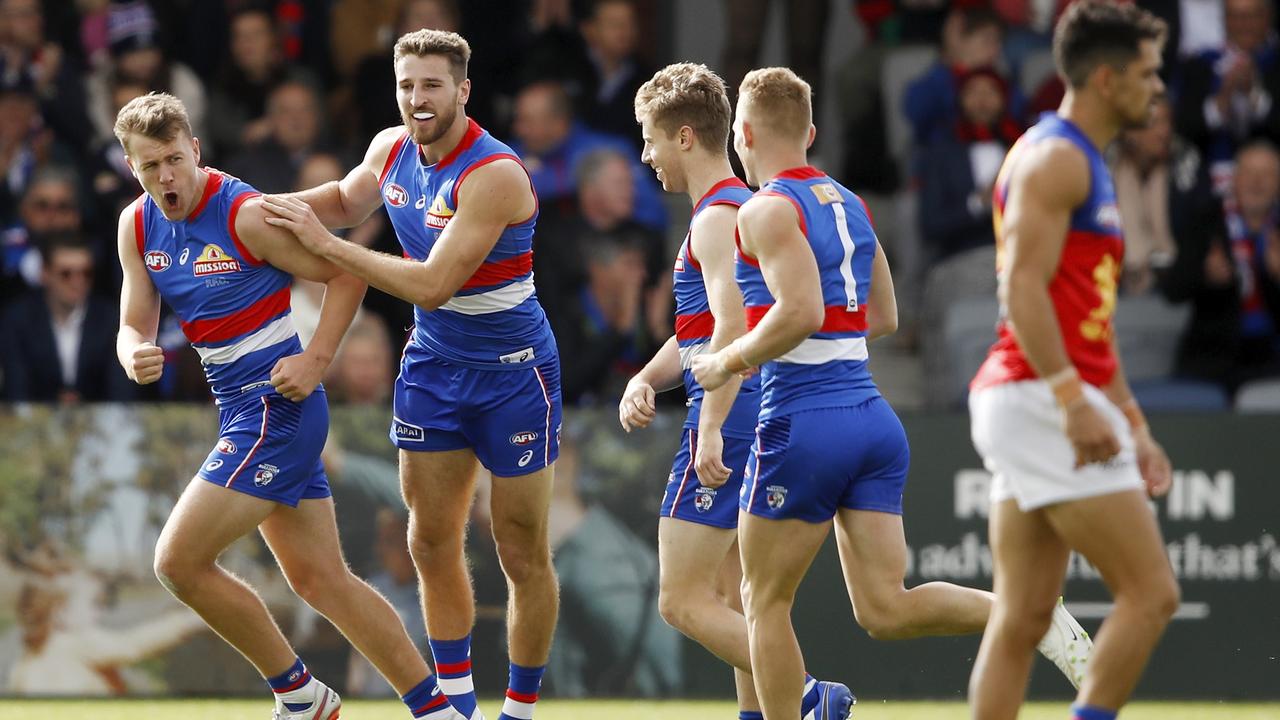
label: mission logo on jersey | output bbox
[426,195,454,230]
[193,243,241,277]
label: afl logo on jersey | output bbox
[193,243,241,277]
[384,182,409,207]
[1095,203,1122,232]
[144,250,171,272]
[426,195,455,229]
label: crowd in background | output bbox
[1,0,1279,411]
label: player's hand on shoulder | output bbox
[262,195,336,256]
[1133,427,1173,498]
[694,430,730,488]
[128,342,164,385]
[619,375,657,432]
[270,352,326,402]
[1062,399,1121,469]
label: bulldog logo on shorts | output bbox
[766,485,788,510]
[694,486,716,513]
[254,463,280,487]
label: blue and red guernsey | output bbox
[134,169,300,405]
[972,113,1122,391]
[735,166,880,421]
[379,118,555,369]
[673,177,760,438]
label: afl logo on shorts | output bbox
[215,437,237,454]
[509,431,539,446]
[694,486,716,513]
[384,183,409,207]
[144,250,171,272]
[765,484,788,510]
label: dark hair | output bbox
[37,232,91,267]
[1054,0,1167,88]
[960,6,1003,36]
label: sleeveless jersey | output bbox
[134,169,300,405]
[735,166,880,421]
[972,113,1123,391]
[672,177,760,438]
[378,118,556,370]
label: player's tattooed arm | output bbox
[115,201,164,385]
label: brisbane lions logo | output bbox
[384,183,409,207]
[144,250,171,272]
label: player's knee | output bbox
[854,603,910,640]
[1122,573,1180,627]
[153,548,198,598]
[493,535,551,585]
[285,563,350,609]
[657,585,700,635]
[407,522,463,565]
[989,600,1055,647]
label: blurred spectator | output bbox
[545,232,654,406]
[1112,97,1210,295]
[0,79,56,225]
[1,232,132,403]
[325,314,394,407]
[226,78,329,193]
[330,0,409,82]
[569,0,654,144]
[1174,0,1280,195]
[537,146,667,309]
[350,0,460,142]
[904,6,1010,145]
[918,66,1021,266]
[1,166,82,300]
[86,1,209,149]
[0,0,92,160]
[87,76,146,222]
[509,81,666,230]
[1160,140,1280,394]
[207,4,319,163]
[721,0,829,131]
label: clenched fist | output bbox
[128,342,165,384]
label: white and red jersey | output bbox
[133,169,301,405]
[378,118,557,369]
[972,113,1123,391]
[735,166,880,421]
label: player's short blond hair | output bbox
[394,28,471,83]
[738,67,812,140]
[113,92,193,154]
[634,62,731,153]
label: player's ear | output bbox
[191,136,202,165]
[679,125,694,150]
[458,77,471,106]
[805,124,816,150]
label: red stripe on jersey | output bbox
[181,286,291,344]
[1066,228,1123,246]
[133,198,146,256]
[460,251,533,290]
[675,310,715,340]
[506,689,539,704]
[437,118,484,172]
[745,304,868,332]
[228,191,265,266]
[775,165,825,180]
[451,152,528,211]
[436,659,472,675]
[379,132,410,186]
[693,177,748,216]
[187,170,224,221]
[735,228,759,267]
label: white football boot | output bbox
[273,678,341,720]
[1036,597,1093,688]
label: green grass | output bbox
[0,699,1275,720]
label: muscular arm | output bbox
[1000,141,1089,380]
[287,126,402,229]
[266,158,535,310]
[635,335,683,393]
[727,196,825,366]
[236,197,367,369]
[865,239,898,341]
[115,203,163,383]
[691,205,747,435]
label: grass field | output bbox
[0,699,1275,720]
